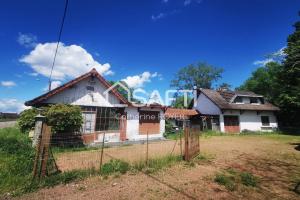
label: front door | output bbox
[224,115,240,133]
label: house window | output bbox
[234,96,243,103]
[250,97,258,104]
[95,107,121,131]
[86,86,94,91]
[261,116,270,126]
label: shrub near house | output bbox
[18,104,83,134]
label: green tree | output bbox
[277,14,300,126]
[170,62,223,89]
[171,95,192,108]
[237,62,282,102]
[217,82,232,91]
[238,12,300,127]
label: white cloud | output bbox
[17,33,37,48]
[151,9,180,21]
[184,0,192,6]
[19,42,113,80]
[1,81,16,87]
[272,46,286,57]
[151,13,166,21]
[253,47,286,66]
[151,72,158,77]
[43,80,62,91]
[0,99,29,113]
[104,70,115,76]
[122,72,153,88]
[253,58,274,66]
[151,72,163,80]
[26,72,39,77]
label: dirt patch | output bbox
[16,135,300,200]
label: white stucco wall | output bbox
[220,110,278,132]
[45,78,122,107]
[94,132,120,143]
[194,93,222,115]
[125,107,164,141]
[42,77,166,142]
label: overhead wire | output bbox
[48,0,69,91]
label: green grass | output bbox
[52,146,100,154]
[192,153,215,164]
[165,131,183,140]
[101,159,130,175]
[0,127,184,197]
[0,127,35,195]
[21,169,98,194]
[240,172,258,187]
[132,155,182,173]
[0,127,100,197]
[214,173,236,191]
[214,168,259,191]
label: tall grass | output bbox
[0,127,35,195]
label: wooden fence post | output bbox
[40,125,52,177]
[32,115,45,177]
[33,123,53,178]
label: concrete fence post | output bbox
[32,114,46,147]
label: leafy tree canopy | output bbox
[171,95,192,108]
[237,62,282,102]
[217,82,232,91]
[170,62,223,90]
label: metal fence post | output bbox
[99,132,106,173]
[146,131,149,166]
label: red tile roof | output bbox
[165,108,198,119]
[25,68,129,106]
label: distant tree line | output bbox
[170,12,300,128]
[238,12,300,128]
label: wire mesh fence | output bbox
[51,133,184,172]
[33,128,188,178]
[32,118,200,180]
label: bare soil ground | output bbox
[17,135,300,200]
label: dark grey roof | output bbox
[198,89,279,111]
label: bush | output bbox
[17,104,83,134]
[18,108,39,133]
[101,159,130,175]
[46,104,83,133]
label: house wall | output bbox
[194,93,222,115]
[125,107,164,141]
[220,110,278,132]
[45,78,122,107]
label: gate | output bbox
[184,123,200,161]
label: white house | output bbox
[25,69,165,144]
[191,88,279,133]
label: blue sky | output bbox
[0,0,299,112]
